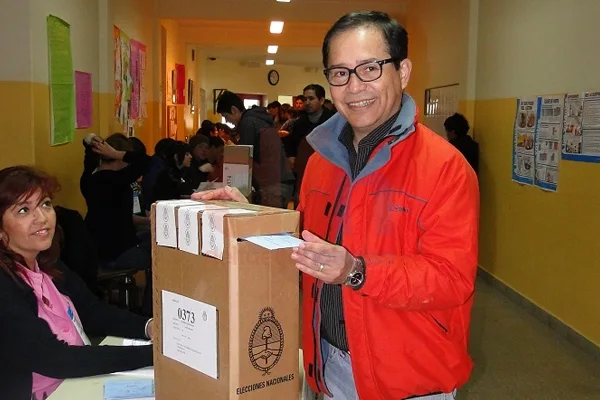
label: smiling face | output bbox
[328,26,412,138]
[0,190,56,265]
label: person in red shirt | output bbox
[194,11,479,400]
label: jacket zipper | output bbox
[429,313,449,333]
[312,174,348,394]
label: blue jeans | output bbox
[321,340,457,400]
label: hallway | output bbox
[461,278,600,399]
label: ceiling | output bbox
[159,0,406,23]
[201,45,324,68]
[161,0,407,67]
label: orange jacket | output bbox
[298,94,479,399]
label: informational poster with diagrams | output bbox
[512,97,539,185]
[562,92,600,163]
[535,95,565,192]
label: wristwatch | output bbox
[344,256,366,290]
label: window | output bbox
[278,95,294,105]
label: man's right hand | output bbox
[191,185,249,203]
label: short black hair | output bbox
[267,101,281,109]
[154,138,175,157]
[128,137,147,154]
[295,95,306,102]
[216,91,245,114]
[444,113,470,136]
[324,99,333,105]
[166,141,191,168]
[303,84,326,100]
[322,11,408,69]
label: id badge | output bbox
[67,306,91,346]
[133,194,142,214]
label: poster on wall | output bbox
[562,92,600,163]
[512,97,539,185]
[75,71,93,129]
[113,26,147,135]
[534,95,564,192]
[47,15,75,146]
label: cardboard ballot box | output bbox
[152,199,301,400]
[223,145,253,197]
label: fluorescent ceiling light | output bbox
[270,21,284,34]
[276,0,291,2]
[266,59,275,66]
[267,45,279,54]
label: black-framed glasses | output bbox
[323,58,398,86]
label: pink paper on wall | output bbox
[75,71,92,128]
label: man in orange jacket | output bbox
[194,11,479,400]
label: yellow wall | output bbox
[0,0,157,213]
[474,0,600,345]
[407,0,600,345]
[201,59,329,120]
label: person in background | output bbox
[151,141,194,202]
[184,134,211,191]
[206,136,225,183]
[323,99,337,113]
[142,137,175,213]
[294,95,306,111]
[215,123,236,145]
[267,101,281,127]
[444,113,479,174]
[80,133,151,272]
[278,104,297,138]
[216,91,295,208]
[0,166,153,400]
[288,84,336,200]
[128,137,150,231]
[197,120,216,139]
[195,11,479,400]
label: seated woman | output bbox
[128,137,151,232]
[0,166,153,400]
[151,141,194,202]
[80,133,151,271]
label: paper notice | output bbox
[122,338,152,346]
[177,204,227,255]
[155,200,201,247]
[162,290,218,379]
[201,209,256,260]
[223,163,250,195]
[243,234,303,250]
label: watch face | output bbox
[349,272,364,287]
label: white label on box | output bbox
[242,234,304,250]
[155,200,202,247]
[177,205,227,255]
[162,290,218,379]
[201,209,256,260]
[223,163,250,195]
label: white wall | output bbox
[30,0,100,89]
[0,1,32,81]
[405,0,472,104]
[201,59,330,114]
[476,0,600,100]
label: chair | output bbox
[96,266,140,311]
